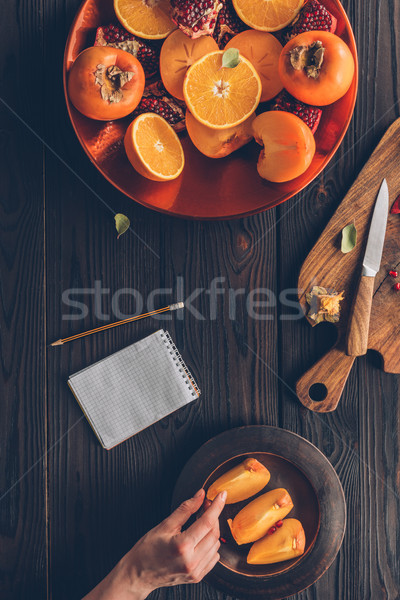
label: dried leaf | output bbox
[222,48,240,68]
[114,213,130,239]
[341,223,357,254]
[390,194,400,214]
[95,64,134,103]
[306,286,345,323]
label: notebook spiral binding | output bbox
[161,331,201,398]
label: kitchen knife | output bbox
[346,178,389,356]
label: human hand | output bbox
[124,488,226,596]
[83,488,226,600]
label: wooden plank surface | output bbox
[0,1,47,599]
[1,0,400,599]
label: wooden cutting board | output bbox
[296,118,400,412]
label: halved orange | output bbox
[124,113,184,181]
[183,51,262,130]
[232,0,304,32]
[114,0,175,40]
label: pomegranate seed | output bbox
[220,537,227,543]
[94,24,160,78]
[267,526,277,535]
[288,0,337,38]
[394,283,400,291]
[389,270,398,278]
[273,90,322,134]
[213,0,246,47]
[276,520,283,528]
[171,0,221,35]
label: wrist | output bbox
[82,555,153,600]
[118,553,155,600]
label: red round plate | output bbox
[63,0,358,220]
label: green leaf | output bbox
[114,213,130,239]
[341,223,357,254]
[222,48,240,68]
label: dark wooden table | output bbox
[1,1,400,599]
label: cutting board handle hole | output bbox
[308,383,328,402]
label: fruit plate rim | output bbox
[63,0,358,221]
[171,425,346,599]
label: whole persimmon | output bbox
[68,46,145,120]
[225,30,283,102]
[160,29,218,101]
[252,111,315,183]
[186,109,255,159]
[279,31,355,106]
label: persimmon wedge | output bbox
[247,518,306,564]
[68,46,145,121]
[227,488,294,545]
[252,111,315,183]
[206,458,270,503]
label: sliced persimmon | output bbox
[247,518,306,564]
[206,458,270,503]
[252,111,315,183]
[227,488,294,545]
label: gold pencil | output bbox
[51,302,184,346]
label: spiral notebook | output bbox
[68,330,200,450]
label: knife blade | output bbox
[346,179,389,356]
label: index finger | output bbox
[183,491,227,546]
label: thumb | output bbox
[164,489,205,532]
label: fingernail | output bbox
[194,488,203,498]
[220,491,227,502]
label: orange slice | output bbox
[114,0,175,40]
[183,51,261,130]
[124,113,184,181]
[232,0,304,32]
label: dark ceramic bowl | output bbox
[172,426,346,599]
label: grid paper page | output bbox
[68,330,200,449]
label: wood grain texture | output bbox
[0,1,47,599]
[279,1,400,598]
[345,275,374,356]
[296,337,355,412]
[1,1,400,600]
[296,119,400,412]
